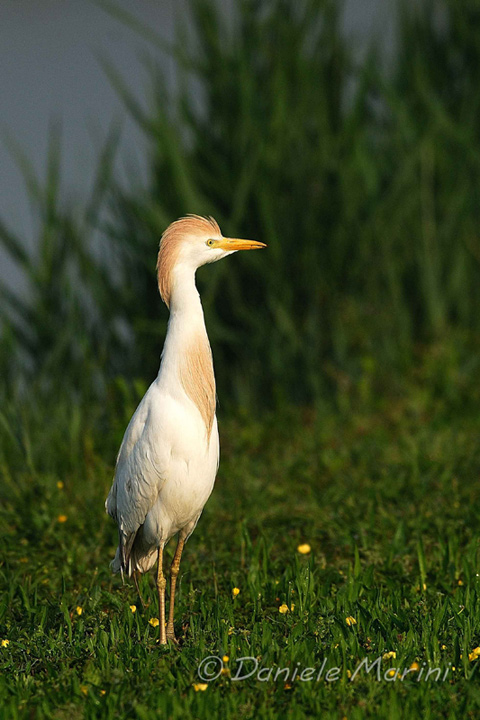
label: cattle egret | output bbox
[105,215,266,644]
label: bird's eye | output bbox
[206,239,215,247]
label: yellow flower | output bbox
[232,587,240,597]
[1,640,9,647]
[458,579,464,586]
[382,651,396,660]
[57,481,64,489]
[468,647,480,662]
[100,690,106,696]
[149,618,159,627]
[441,645,447,650]
[297,543,311,555]
[346,669,352,678]
[279,604,289,614]
[345,616,357,626]
[130,605,137,614]
[222,655,229,663]
[193,683,208,692]
[80,686,88,696]
[76,606,83,616]
[386,669,396,678]
[290,603,295,611]
[58,515,68,523]
[410,662,420,671]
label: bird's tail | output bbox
[110,546,123,574]
[110,543,157,576]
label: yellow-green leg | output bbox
[166,535,185,642]
[156,545,167,645]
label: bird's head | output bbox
[157,215,266,306]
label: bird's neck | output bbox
[158,265,216,436]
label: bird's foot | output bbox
[166,625,179,644]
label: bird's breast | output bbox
[177,333,216,436]
[142,400,219,542]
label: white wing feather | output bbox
[105,383,168,567]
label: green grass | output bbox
[1,343,480,719]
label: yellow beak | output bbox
[218,237,267,251]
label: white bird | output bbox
[105,215,266,644]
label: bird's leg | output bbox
[166,535,185,642]
[133,569,147,609]
[156,545,167,645]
